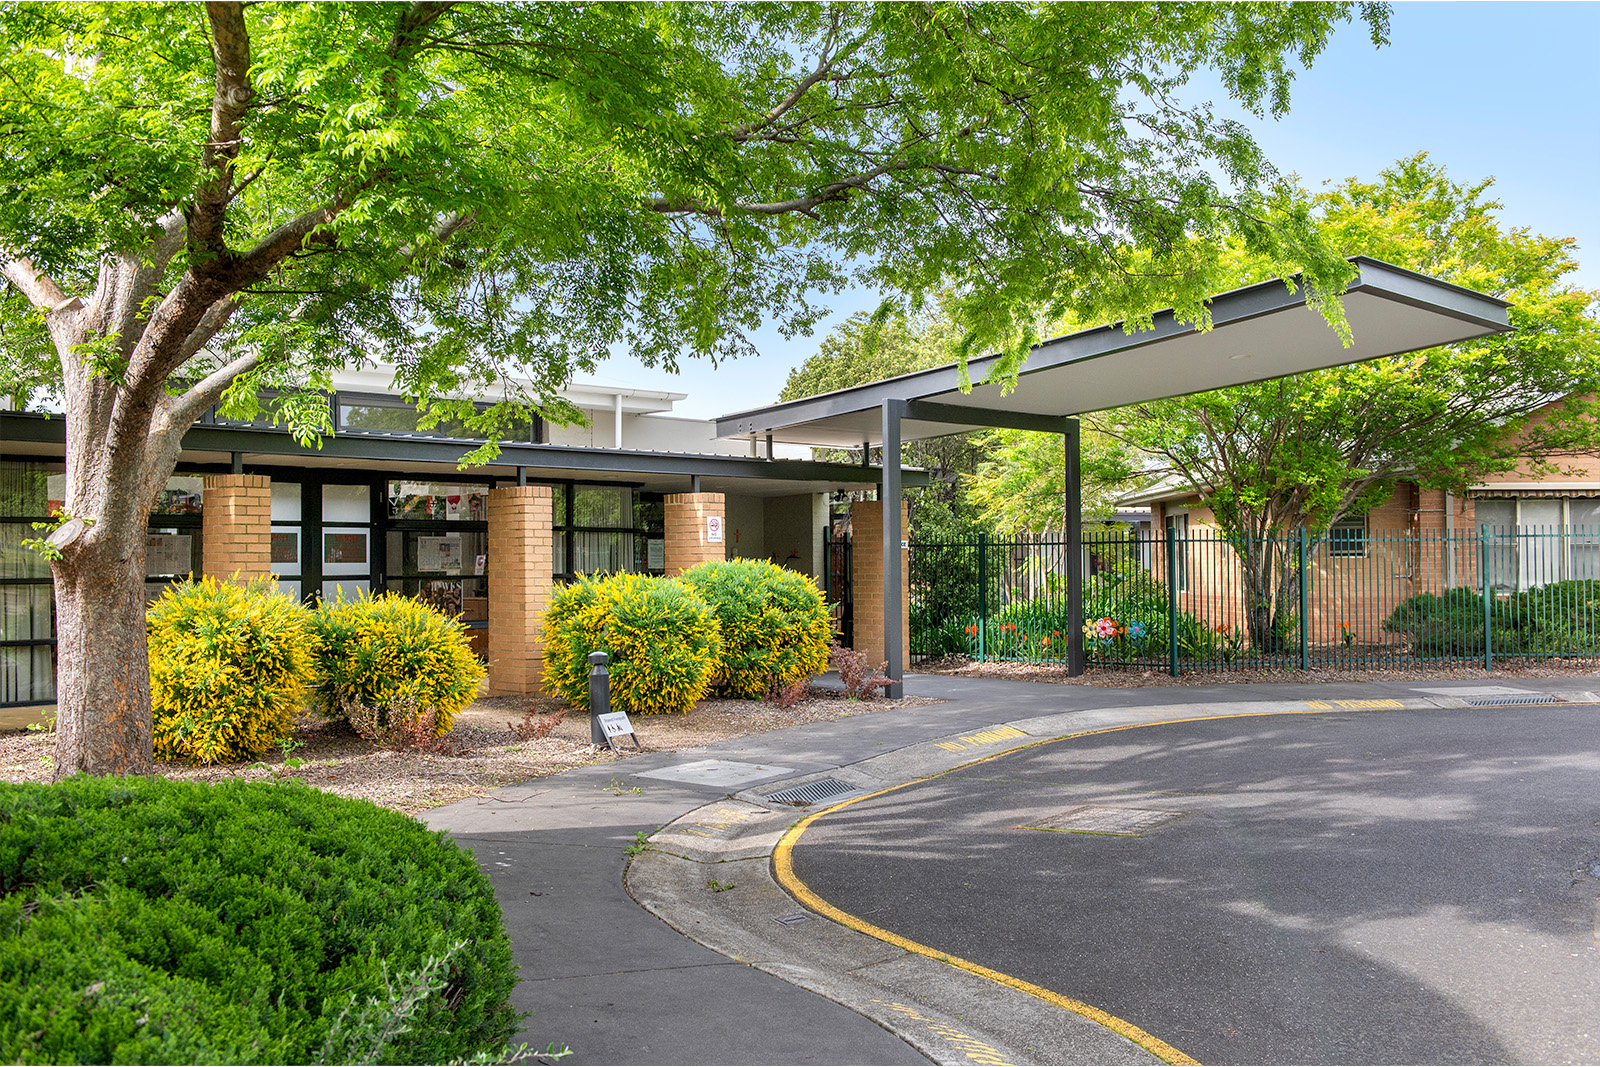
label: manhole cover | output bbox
[762,778,860,807]
[1020,805,1188,836]
[1464,695,1561,707]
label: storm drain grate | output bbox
[1020,805,1188,836]
[1464,695,1562,707]
[772,913,813,926]
[762,778,859,807]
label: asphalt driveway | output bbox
[787,704,1600,1065]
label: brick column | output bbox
[487,485,554,696]
[850,499,909,670]
[664,492,726,575]
[201,474,271,581]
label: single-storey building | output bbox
[1118,396,1600,645]
[0,366,929,710]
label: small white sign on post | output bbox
[595,710,640,750]
[706,515,724,544]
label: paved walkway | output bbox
[423,673,1600,1065]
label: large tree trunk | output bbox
[1238,532,1296,654]
[50,528,155,777]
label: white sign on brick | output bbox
[706,515,724,543]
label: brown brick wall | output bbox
[850,499,910,674]
[664,492,726,575]
[1162,485,1489,646]
[201,474,272,581]
[486,485,553,696]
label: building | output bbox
[1119,396,1600,645]
[0,367,928,710]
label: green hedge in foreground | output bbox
[0,777,518,1065]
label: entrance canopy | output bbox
[715,257,1511,448]
[714,257,1512,697]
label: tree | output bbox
[780,304,992,535]
[0,1,1386,775]
[778,307,957,404]
[1099,155,1600,650]
[969,427,1138,535]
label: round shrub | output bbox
[313,593,486,735]
[147,576,319,764]
[680,559,832,698]
[542,572,721,714]
[0,776,518,1065]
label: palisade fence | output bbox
[903,527,1600,674]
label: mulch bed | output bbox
[0,689,940,815]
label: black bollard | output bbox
[587,650,611,746]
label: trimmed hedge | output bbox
[0,777,518,1064]
[314,593,486,735]
[147,577,319,764]
[680,560,832,698]
[542,573,721,714]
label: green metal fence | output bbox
[908,526,1600,674]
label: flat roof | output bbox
[0,413,929,499]
[716,257,1512,448]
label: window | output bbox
[1165,513,1189,591]
[1475,496,1600,592]
[384,479,490,633]
[554,484,651,580]
[0,461,61,705]
[1327,515,1368,558]
[389,481,489,522]
[338,393,537,442]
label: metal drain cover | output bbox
[1464,695,1561,706]
[1021,805,1188,836]
[762,778,860,807]
[772,913,813,926]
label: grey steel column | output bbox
[1065,417,1085,677]
[883,398,906,698]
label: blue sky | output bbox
[589,2,1600,420]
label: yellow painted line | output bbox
[774,780,1199,1066]
[1304,698,1404,710]
[933,724,1029,753]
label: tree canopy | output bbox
[0,0,1389,775]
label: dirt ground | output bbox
[0,689,939,815]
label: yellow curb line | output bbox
[772,700,1548,1067]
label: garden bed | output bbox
[0,689,939,815]
[916,655,1600,688]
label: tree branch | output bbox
[649,166,894,218]
[174,294,242,365]
[191,2,255,261]
[0,254,70,310]
[727,13,863,143]
[94,210,187,364]
[164,347,261,431]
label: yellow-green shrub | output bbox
[680,559,833,698]
[313,593,485,735]
[147,576,318,764]
[542,573,721,715]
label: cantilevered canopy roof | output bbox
[716,257,1511,449]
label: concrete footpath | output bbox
[423,674,1599,1065]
